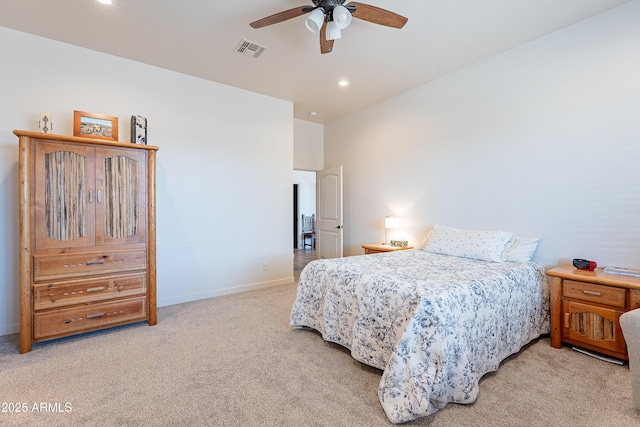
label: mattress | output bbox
[290,250,549,423]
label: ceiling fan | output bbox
[250,1,408,54]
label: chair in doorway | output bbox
[302,214,315,249]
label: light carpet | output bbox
[1,282,638,426]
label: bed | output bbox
[289,226,549,424]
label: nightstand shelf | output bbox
[362,244,413,254]
[547,265,640,360]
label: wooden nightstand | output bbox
[362,244,413,254]
[546,265,640,360]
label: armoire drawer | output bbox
[33,250,147,281]
[33,297,148,340]
[33,274,147,310]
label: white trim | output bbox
[157,277,295,307]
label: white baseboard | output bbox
[157,277,295,307]
[0,322,19,337]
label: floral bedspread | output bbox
[289,250,549,424]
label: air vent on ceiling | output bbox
[235,39,267,59]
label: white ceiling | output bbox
[0,0,630,124]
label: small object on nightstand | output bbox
[603,266,640,277]
[573,258,597,271]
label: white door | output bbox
[316,165,343,259]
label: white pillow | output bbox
[502,236,541,262]
[414,230,432,251]
[424,225,513,262]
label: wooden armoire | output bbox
[16,130,158,353]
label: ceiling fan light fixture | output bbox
[326,21,342,40]
[332,5,352,30]
[250,1,408,54]
[305,9,325,33]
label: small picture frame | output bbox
[73,110,118,141]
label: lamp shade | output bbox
[385,215,399,229]
[305,9,325,33]
[332,5,352,30]
[326,21,342,40]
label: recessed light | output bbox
[338,80,350,87]
[308,111,317,117]
[97,0,113,5]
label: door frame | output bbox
[293,184,299,249]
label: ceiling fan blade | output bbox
[320,21,334,54]
[250,6,311,29]
[348,2,408,29]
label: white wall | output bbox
[0,27,294,335]
[293,118,322,248]
[293,119,324,172]
[325,1,640,269]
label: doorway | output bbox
[293,170,316,250]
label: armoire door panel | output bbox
[95,147,147,246]
[34,141,96,250]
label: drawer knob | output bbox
[582,290,602,297]
[86,286,105,293]
[86,261,105,265]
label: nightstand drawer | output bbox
[563,280,625,308]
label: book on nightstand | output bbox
[603,266,640,277]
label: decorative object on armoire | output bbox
[38,112,52,134]
[73,110,119,141]
[131,115,148,145]
[16,129,158,353]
